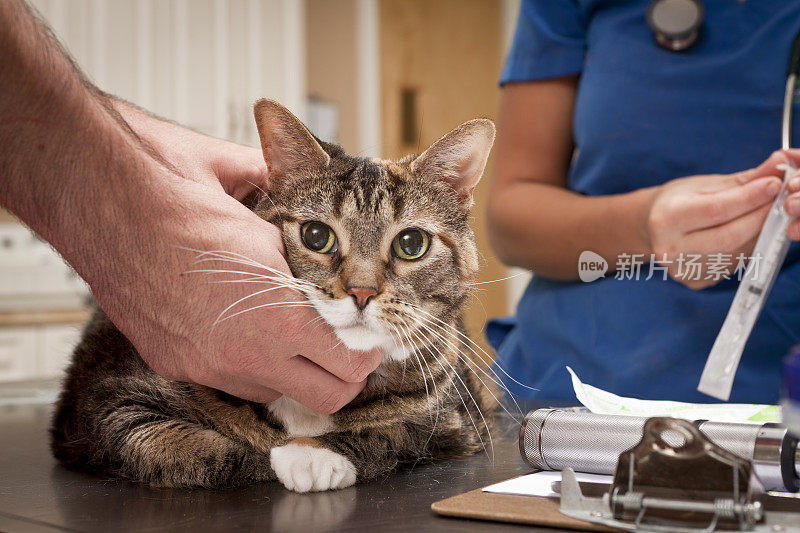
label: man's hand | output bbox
[103,104,383,411]
[647,152,788,289]
[0,0,381,413]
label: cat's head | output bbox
[252,100,494,362]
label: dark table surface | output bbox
[0,381,572,533]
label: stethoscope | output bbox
[647,0,800,149]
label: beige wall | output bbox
[379,0,507,348]
[306,0,360,152]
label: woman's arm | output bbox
[487,78,657,280]
[487,79,786,287]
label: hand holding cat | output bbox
[112,104,384,412]
[646,150,800,289]
[0,0,381,413]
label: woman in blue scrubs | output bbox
[487,1,800,403]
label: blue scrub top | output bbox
[489,0,800,403]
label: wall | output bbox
[379,0,507,347]
[28,0,307,145]
[306,0,359,150]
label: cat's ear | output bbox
[410,119,495,206]
[253,99,330,179]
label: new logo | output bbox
[578,251,608,283]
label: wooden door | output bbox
[379,0,507,352]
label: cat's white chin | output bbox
[334,325,410,363]
[335,325,386,351]
[310,296,410,362]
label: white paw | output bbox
[270,443,357,493]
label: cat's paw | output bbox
[270,443,356,493]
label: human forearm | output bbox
[0,0,166,265]
[487,180,657,280]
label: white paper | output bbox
[568,366,781,423]
[483,471,611,498]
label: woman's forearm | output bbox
[487,180,658,280]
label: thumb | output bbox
[731,150,791,185]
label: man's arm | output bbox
[0,0,380,412]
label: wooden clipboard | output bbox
[431,485,618,532]
[432,483,800,531]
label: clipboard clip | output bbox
[559,417,799,532]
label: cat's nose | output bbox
[346,286,379,310]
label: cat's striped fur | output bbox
[51,100,499,491]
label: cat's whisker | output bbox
[466,273,526,286]
[403,320,490,461]
[411,317,521,423]
[401,301,537,393]
[190,256,293,280]
[404,323,451,457]
[394,300,528,419]
[299,315,327,332]
[191,263,317,290]
[210,278,299,285]
[405,310,525,419]
[410,321,493,462]
[392,321,433,428]
[182,247,321,289]
[387,322,407,358]
[397,320,441,452]
[324,339,344,355]
[383,321,404,364]
[184,268,313,290]
[402,311,508,395]
[213,286,301,326]
[403,322,442,452]
[213,301,315,325]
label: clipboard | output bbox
[433,417,800,532]
[431,482,617,532]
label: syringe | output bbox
[698,163,795,400]
[698,34,800,400]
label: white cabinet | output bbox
[0,324,83,383]
[0,223,89,311]
[39,325,82,378]
[0,328,38,382]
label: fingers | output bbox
[783,174,800,240]
[788,218,800,241]
[783,148,800,169]
[683,202,772,253]
[677,177,780,230]
[276,356,367,414]
[296,318,383,384]
[218,382,282,404]
[712,151,791,193]
[186,363,283,403]
[736,150,792,184]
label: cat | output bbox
[51,99,499,493]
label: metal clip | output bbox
[559,417,800,532]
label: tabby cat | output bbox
[51,100,499,492]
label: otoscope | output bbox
[519,409,800,493]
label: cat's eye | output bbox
[301,221,337,254]
[392,228,430,260]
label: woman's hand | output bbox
[647,152,788,289]
[784,170,800,240]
